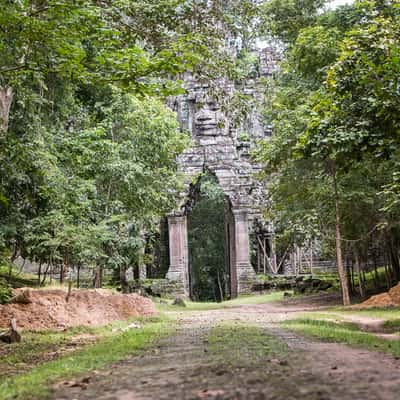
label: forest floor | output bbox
[52,294,400,400]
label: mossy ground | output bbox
[208,323,288,366]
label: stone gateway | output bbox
[165,49,279,298]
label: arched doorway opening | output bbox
[187,172,231,302]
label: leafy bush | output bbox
[0,278,12,304]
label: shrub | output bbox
[0,278,12,304]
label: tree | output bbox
[0,0,261,286]
[255,1,396,305]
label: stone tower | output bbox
[165,47,279,298]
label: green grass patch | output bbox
[283,318,400,357]
[208,323,288,366]
[383,319,400,330]
[328,307,400,320]
[293,312,346,322]
[156,291,287,312]
[0,330,69,378]
[225,291,286,306]
[0,317,174,400]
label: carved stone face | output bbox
[194,101,220,136]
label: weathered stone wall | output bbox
[171,47,280,222]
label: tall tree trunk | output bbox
[77,265,81,288]
[99,266,103,287]
[0,86,14,133]
[384,262,391,290]
[59,264,64,284]
[349,258,355,295]
[38,263,42,285]
[333,170,351,306]
[138,245,147,280]
[64,249,72,302]
[217,269,223,302]
[373,255,380,291]
[41,263,50,286]
[355,252,366,299]
[120,265,128,293]
[389,243,400,283]
[93,267,102,288]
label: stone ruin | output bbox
[164,47,281,298]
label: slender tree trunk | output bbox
[350,259,355,295]
[59,264,64,284]
[50,263,53,284]
[355,252,366,299]
[373,255,380,291]
[217,270,223,302]
[0,86,14,133]
[389,244,400,283]
[332,170,350,306]
[263,238,267,274]
[18,258,26,274]
[93,266,103,288]
[64,250,72,302]
[138,245,147,280]
[41,263,50,285]
[66,279,73,302]
[384,261,391,290]
[120,265,128,293]
[77,265,81,288]
[93,267,102,288]
[38,262,42,285]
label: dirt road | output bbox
[53,299,400,400]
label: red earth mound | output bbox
[359,283,400,308]
[0,288,157,330]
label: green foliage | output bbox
[260,0,329,43]
[188,173,228,301]
[256,0,400,282]
[0,0,262,286]
[1,87,189,276]
[0,277,12,304]
[0,0,242,99]
[238,132,251,142]
[292,26,341,79]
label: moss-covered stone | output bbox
[128,279,185,299]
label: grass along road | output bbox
[0,317,173,400]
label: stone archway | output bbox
[166,207,255,298]
[166,167,257,299]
